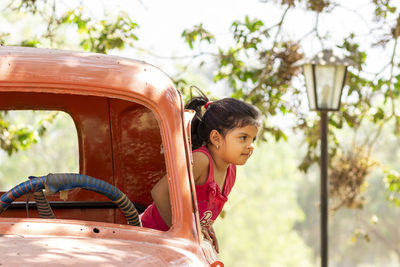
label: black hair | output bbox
[185,96,261,150]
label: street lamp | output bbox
[300,49,352,267]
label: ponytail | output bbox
[185,96,210,150]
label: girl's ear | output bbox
[209,130,222,147]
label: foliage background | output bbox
[0,111,78,190]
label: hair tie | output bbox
[204,101,213,109]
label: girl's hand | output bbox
[201,225,219,253]
[209,226,219,253]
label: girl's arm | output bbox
[151,175,172,227]
[192,151,209,185]
[192,151,219,252]
[151,151,209,228]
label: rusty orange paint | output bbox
[0,47,222,266]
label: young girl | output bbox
[140,95,261,252]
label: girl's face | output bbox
[219,124,259,165]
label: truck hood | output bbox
[0,235,199,266]
[0,218,209,266]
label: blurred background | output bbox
[1,1,400,266]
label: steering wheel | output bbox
[0,173,141,227]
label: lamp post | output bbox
[300,49,351,267]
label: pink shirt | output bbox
[195,146,236,229]
[140,146,236,231]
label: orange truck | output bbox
[0,46,223,266]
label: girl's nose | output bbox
[248,142,255,150]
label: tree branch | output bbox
[245,6,290,100]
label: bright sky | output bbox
[102,0,388,78]
[1,0,396,101]
[0,0,389,74]
[77,0,395,124]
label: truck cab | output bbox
[0,46,221,266]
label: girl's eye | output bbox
[240,136,247,141]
